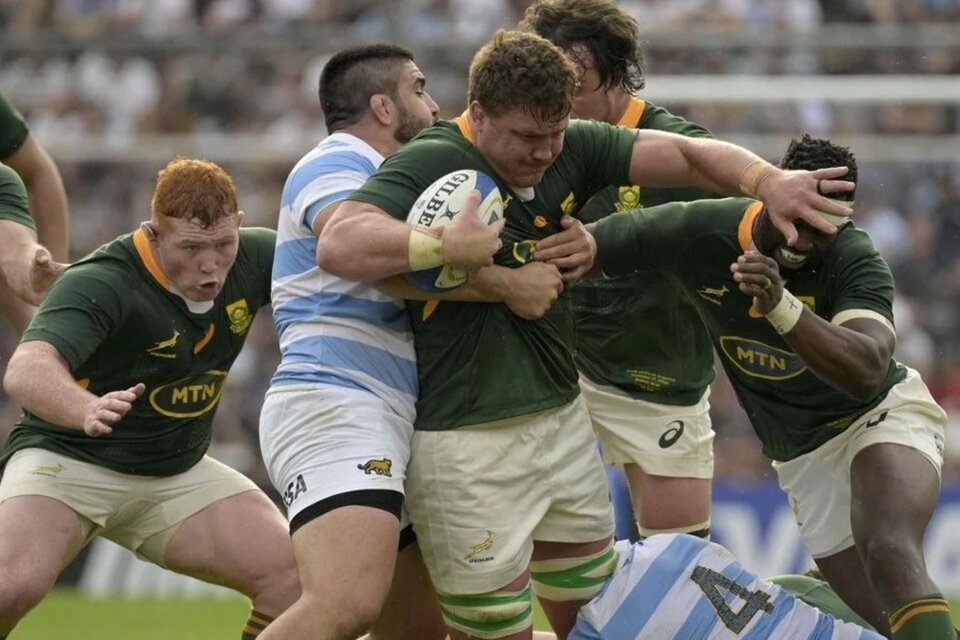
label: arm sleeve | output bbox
[21,264,125,370]
[564,120,637,193]
[0,90,29,160]
[348,139,453,222]
[0,163,35,229]
[283,150,379,231]
[593,200,706,278]
[823,227,895,322]
[238,227,277,309]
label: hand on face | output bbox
[759,166,854,245]
[731,250,784,315]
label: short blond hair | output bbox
[151,157,238,227]
[468,29,578,124]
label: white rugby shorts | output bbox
[259,384,413,526]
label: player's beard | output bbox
[394,105,431,144]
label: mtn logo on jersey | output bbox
[147,330,181,359]
[465,530,496,563]
[615,185,641,212]
[226,298,252,335]
[696,284,729,305]
[512,239,538,264]
[357,457,393,477]
[720,337,806,381]
[149,369,227,418]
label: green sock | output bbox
[889,594,955,640]
[241,609,275,640]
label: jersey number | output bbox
[690,566,775,633]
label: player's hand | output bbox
[501,262,564,320]
[731,251,783,315]
[27,245,67,306]
[758,166,854,245]
[83,383,146,437]
[532,216,596,284]
[442,190,506,271]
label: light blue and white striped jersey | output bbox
[570,535,883,640]
[270,132,417,421]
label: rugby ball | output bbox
[405,169,503,293]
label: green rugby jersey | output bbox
[594,197,905,461]
[350,117,636,430]
[0,88,28,160]
[1,226,275,476]
[0,162,34,230]
[571,98,715,404]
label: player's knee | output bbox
[861,531,925,583]
[436,582,534,639]
[241,552,301,614]
[0,572,51,621]
[529,542,618,603]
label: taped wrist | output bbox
[739,159,776,198]
[408,226,444,271]
[765,288,804,334]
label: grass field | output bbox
[12,590,960,639]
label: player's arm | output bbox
[4,341,144,436]
[733,252,895,399]
[0,166,66,307]
[374,261,564,320]
[317,193,505,283]
[4,133,69,262]
[627,129,854,245]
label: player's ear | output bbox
[235,210,245,226]
[369,93,393,126]
[140,221,159,242]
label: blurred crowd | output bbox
[0,0,959,485]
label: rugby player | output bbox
[587,134,954,639]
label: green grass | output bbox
[11,590,552,639]
[11,590,960,639]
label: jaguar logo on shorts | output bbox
[31,463,65,477]
[790,497,803,526]
[357,458,393,477]
[466,530,496,562]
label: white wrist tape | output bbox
[765,288,803,334]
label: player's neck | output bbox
[339,123,399,159]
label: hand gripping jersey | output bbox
[349,117,637,430]
[570,535,883,639]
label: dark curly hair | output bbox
[780,134,858,202]
[519,0,646,94]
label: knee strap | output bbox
[437,583,533,639]
[529,542,618,602]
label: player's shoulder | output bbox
[636,100,714,139]
[825,222,885,265]
[289,133,381,181]
[0,161,26,192]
